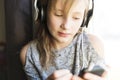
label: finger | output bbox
[102,65,111,78]
[71,75,84,80]
[53,69,71,77]
[56,72,73,80]
[83,73,105,80]
[102,71,108,78]
[48,69,71,79]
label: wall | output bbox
[4,0,33,79]
[0,0,6,42]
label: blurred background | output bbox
[89,0,120,79]
[0,0,120,80]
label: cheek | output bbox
[47,15,62,31]
[73,21,83,32]
[73,25,80,33]
[47,15,55,29]
[75,15,84,30]
[48,21,57,31]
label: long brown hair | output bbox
[36,0,89,68]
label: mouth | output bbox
[58,32,71,37]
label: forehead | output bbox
[53,0,87,12]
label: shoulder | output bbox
[20,43,30,66]
[20,40,39,66]
[87,33,104,58]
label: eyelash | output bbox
[54,13,63,17]
[54,13,81,20]
[73,17,81,20]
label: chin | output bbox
[57,37,72,43]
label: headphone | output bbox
[37,0,94,28]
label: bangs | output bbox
[47,0,75,12]
[64,0,89,16]
[47,0,89,16]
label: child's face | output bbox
[47,0,86,45]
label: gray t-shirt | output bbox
[24,32,105,80]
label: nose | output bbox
[61,18,71,30]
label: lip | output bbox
[58,32,71,37]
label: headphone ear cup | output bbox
[80,10,93,27]
[40,7,44,22]
[85,9,93,27]
[81,0,94,28]
[81,16,86,27]
[37,0,45,22]
[40,5,47,23]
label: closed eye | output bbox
[72,12,82,20]
[54,13,63,17]
[73,17,81,20]
[54,10,63,17]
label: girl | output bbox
[20,0,108,80]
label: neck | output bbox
[54,39,73,50]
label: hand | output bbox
[71,75,84,80]
[83,71,108,80]
[47,69,73,80]
[71,70,108,80]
